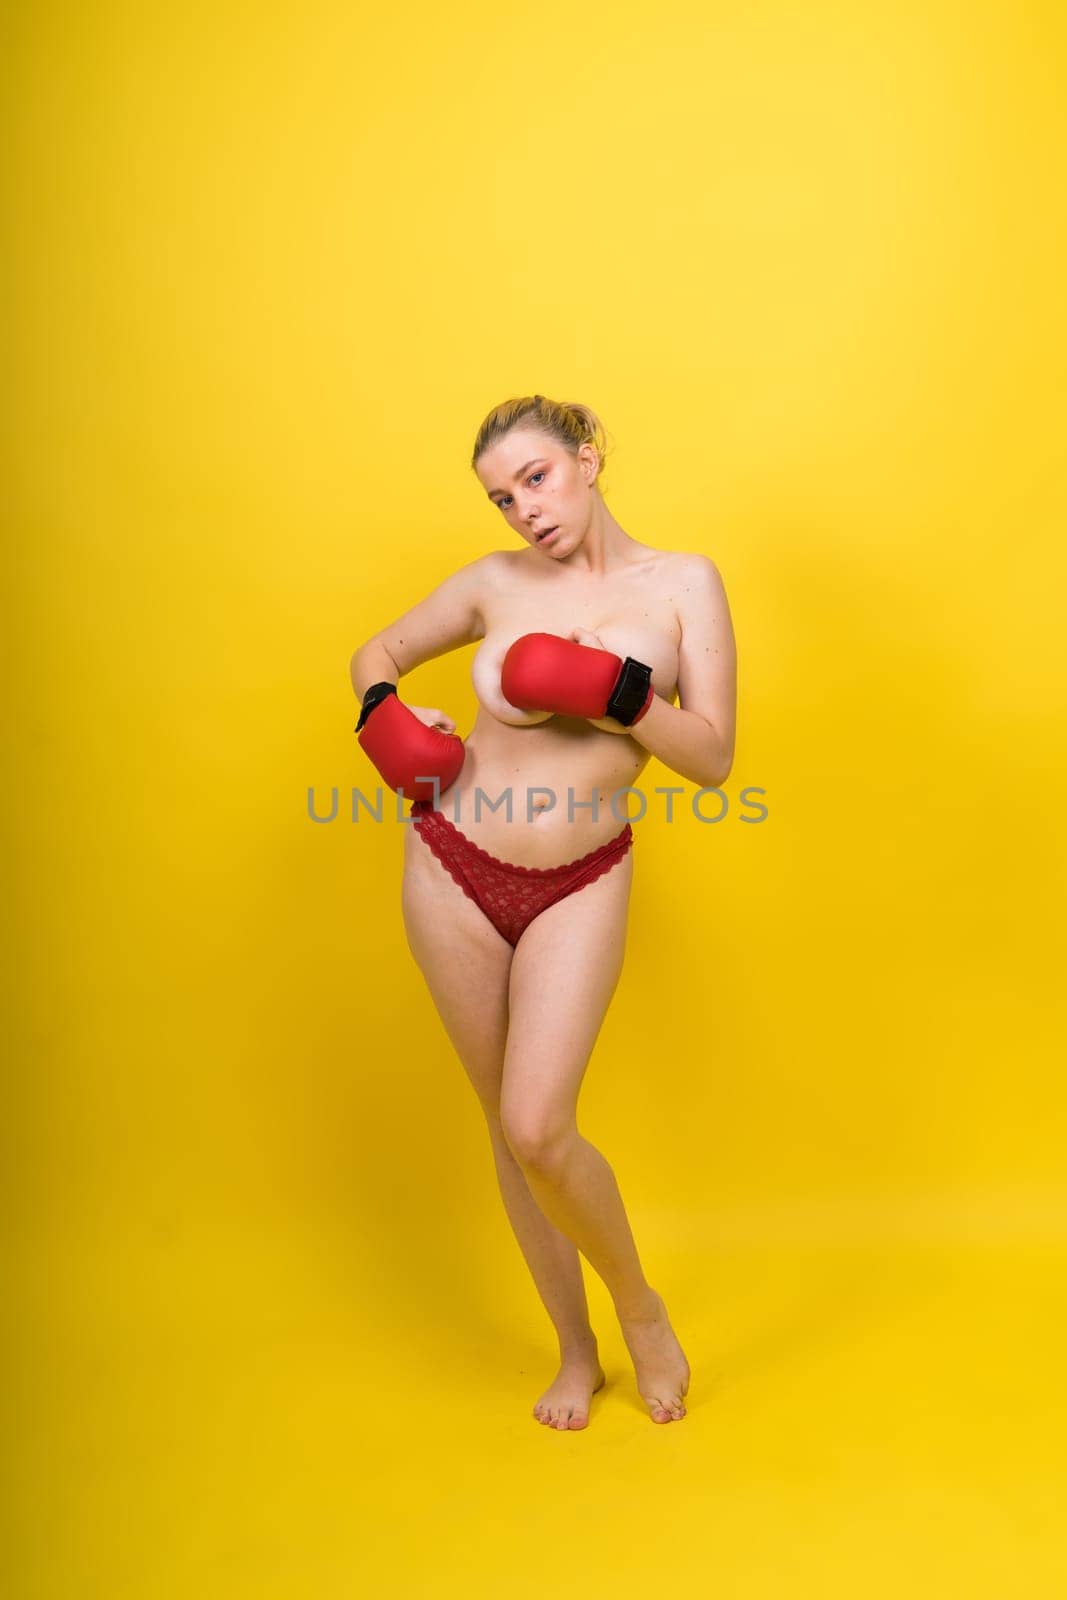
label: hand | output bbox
[356,689,465,801]
[500,630,655,728]
[407,705,457,735]
[568,626,607,650]
[568,629,632,734]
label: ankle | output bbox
[613,1284,661,1322]
[558,1331,599,1360]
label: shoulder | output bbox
[441,549,512,602]
[462,549,522,589]
[667,549,725,587]
[476,547,551,595]
[663,550,728,613]
[455,549,509,579]
[443,549,529,633]
[626,544,724,588]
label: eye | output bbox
[497,469,546,512]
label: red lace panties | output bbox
[409,801,633,947]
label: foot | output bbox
[618,1288,690,1423]
[532,1345,607,1431]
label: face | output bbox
[476,428,598,557]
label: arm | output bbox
[349,555,492,704]
[349,555,494,801]
[626,554,737,788]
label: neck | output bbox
[561,498,636,575]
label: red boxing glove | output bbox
[501,633,654,726]
[356,686,465,802]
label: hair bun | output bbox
[470,394,611,486]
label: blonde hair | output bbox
[471,394,613,491]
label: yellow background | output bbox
[5,0,1066,1594]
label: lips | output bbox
[535,526,559,543]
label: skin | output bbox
[351,423,737,1427]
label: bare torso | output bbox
[435,541,685,866]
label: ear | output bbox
[577,440,600,483]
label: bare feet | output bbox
[532,1345,607,1431]
[618,1288,690,1422]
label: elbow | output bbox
[350,635,383,674]
[699,767,731,791]
[707,741,734,790]
[349,638,378,693]
[690,758,729,790]
[350,635,399,691]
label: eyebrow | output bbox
[487,459,547,501]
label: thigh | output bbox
[501,849,633,1145]
[401,820,514,1113]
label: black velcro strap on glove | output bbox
[605,657,653,725]
[355,681,398,733]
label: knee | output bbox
[480,1100,505,1138]
[500,1110,576,1172]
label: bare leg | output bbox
[483,1116,605,1428]
[401,825,606,1427]
[502,853,690,1423]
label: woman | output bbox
[350,395,737,1429]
